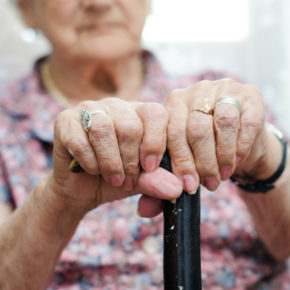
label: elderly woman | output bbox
[0,0,290,289]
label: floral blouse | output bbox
[0,51,289,289]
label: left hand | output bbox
[165,78,272,193]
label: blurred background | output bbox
[0,0,289,134]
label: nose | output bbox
[81,0,114,9]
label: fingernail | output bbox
[183,175,198,194]
[220,166,232,180]
[144,155,159,172]
[124,176,134,191]
[108,174,123,187]
[203,178,218,191]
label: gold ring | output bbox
[192,98,214,115]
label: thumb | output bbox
[98,167,183,205]
[135,167,183,200]
[135,168,183,218]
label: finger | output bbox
[97,167,183,205]
[136,167,183,199]
[187,110,220,191]
[136,103,169,173]
[137,195,163,218]
[166,90,199,194]
[88,109,125,187]
[109,101,144,191]
[54,109,100,176]
[236,97,265,164]
[213,102,240,180]
[186,82,220,191]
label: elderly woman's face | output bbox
[21,0,150,61]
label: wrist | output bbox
[35,174,86,230]
[252,125,283,180]
[44,172,94,219]
[232,123,287,193]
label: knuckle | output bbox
[117,119,143,142]
[120,142,139,156]
[168,124,185,143]
[167,89,185,103]
[217,143,234,156]
[194,80,212,89]
[219,78,237,89]
[98,156,122,173]
[237,140,251,157]
[187,119,211,143]
[144,103,168,121]
[215,112,239,129]
[123,160,140,175]
[197,159,217,175]
[68,139,91,157]
[173,155,193,169]
[221,78,235,85]
[90,118,112,140]
[188,128,207,143]
[54,109,70,133]
[219,78,238,91]
[242,118,262,133]
[78,100,95,110]
[103,97,124,105]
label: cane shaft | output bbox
[161,152,201,290]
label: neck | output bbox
[48,52,144,105]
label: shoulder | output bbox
[0,69,42,113]
[0,68,45,143]
[0,62,62,145]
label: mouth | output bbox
[80,22,122,32]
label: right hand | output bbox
[48,98,182,216]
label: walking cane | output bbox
[161,151,201,290]
[70,152,202,290]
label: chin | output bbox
[77,36,142,63]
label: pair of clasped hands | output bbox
[50,79,266,217]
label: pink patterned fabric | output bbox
[0,51,289,289]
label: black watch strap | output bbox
[230,123,288,194]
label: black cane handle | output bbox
[70,153,202,289]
